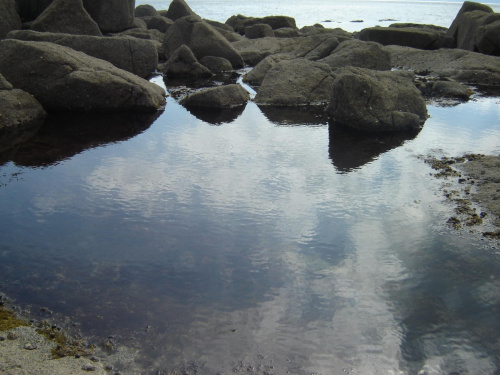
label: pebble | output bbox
[82,364,96,371]
[0,336,5,341]
[90,356,100,362]
[24,343,37,350]
[7,332,18,340]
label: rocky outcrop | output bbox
[319,39,392,70]
[0,0,21,40]
[8,30,158,78]
[476,20,500,55]
[82,0,135,33]
[226,14,297,35]
[160,44,213,78]
[180,84,250,108]
[358,25,446,50]
[327,67,427,132]
[254,59,336,106]
[31,0,102,36]
[135,4,158,17]
[0,74,47,152]
[0,39,165,112]
[245,24,274,39]
[162,15,244,69]
[386,45,500,87]
[165,0,198,21]
[199,56,233,73]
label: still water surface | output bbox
[1,73,500,373]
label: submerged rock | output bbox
[31,0,102,36]
[180,84,250,109]
[327,67,427,132]
[0,39,165,112]
[8,30,159,79]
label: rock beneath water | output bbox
[180,84,250,109]
[162,15,244,69]
[165,0,198,21]
[160,44,213,78]
[319,39,391,70]
[0,0,21,39]
[254,58,336,106]
[8,30,158,79]
[199,56,233,73]
[82,0,135,33]
[226,14,297,35]
[31,0,102,36]
[245,24,274,39]
[0,39,165,112]
[386,45,500,87]
[0,74,47,152]
[327,67,427,132]
[135,4,159,17]
[358,25,446,50]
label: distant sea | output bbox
[135,0,500,31]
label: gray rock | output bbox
[160,44,213,78]
[162,15,244,69]
[243,53,292,86]
[135,4,158,18]
[82,0,135,33]
[0,74,13,90]
[359,26,444,50]
[319,39,391,70]
[0,39,165,112]
[386,45,500,86]
[254,58,336,106]
[245,24,274,39]
[114,28,164,43]
[274,27,300,38]
[199,56,233,73]
[180,84,250,108]
[226,14,297,35]
[450,10,500,51]
[143,15,174,33]
[133,17,148,29]
[204,19,234,32]
[419,79,472,100]
[305,37,340,60]
[447,1,494,42]
[327,67,427,132]
[8,30,158,78]
[31,0,102,36]
[166,0,198,21]
[0,0,21,39]
[476,19,500,55]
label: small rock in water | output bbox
[24,343,37,350]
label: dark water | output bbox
[1,76,500,374]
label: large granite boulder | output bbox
[180,84,249,109]
[243,53,292,86]
[0,74,47,152]
[319,39,391,70]
[82,0,135,33]
[226,14,297,35]
[162,15,244,68]
[358,25,446,50]
[327,67,427,132]
[245,24,274,39]
[165,0,198,21]
[0,39,165,112]
[476,20,500,55]
[386,45,500,87]
[135,4,158,17]
[199,56,233,73]
[8,30,158,78]
[0,0,22,39]
[254,58,336,106]
[31,0,102,36]
[159,44,213,78]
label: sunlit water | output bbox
[136,0,500,31]
[1,1,500,373]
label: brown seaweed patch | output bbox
[35,320,94,359]
[0,303,29,331]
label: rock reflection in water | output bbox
[185,104,247,125]
[258,105,328,126]
[328,122,420,172]
[0,111,161,168]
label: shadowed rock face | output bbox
[0,0,21,40]
[83,0,135,33]
[0,111,161,167]
[0,39,166,112]
[328,124,420,172]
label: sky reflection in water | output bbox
[0,91,500,374]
